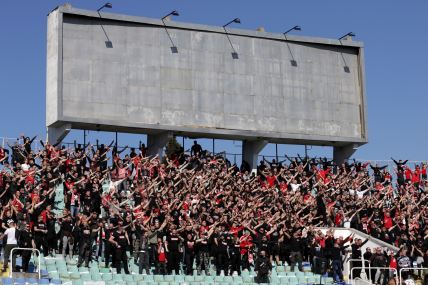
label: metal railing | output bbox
[346,258,368,280]
[9,248,41,279]
[351,266,397,285]
[399,267,428,285]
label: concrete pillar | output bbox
[147,132,173,158]
[47,123,71,145]
[242,140,268,172]
[333,144,356,165]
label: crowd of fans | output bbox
[0,136,427,284]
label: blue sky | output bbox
[1,1,427,163]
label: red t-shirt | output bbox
[384,216,393,229]
[266,175,276,188]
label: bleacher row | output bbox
[1,254,336,285]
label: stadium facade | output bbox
[46,4,368,169]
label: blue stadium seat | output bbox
[15,278,27,285]
[50,279,62,285]
[1,278,13,285]
[27,278,39,284]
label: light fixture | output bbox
[284,25,301,35]
[97,3,112,12]
[162,10,180,20]
[222,18,241,59]
[161,10,180,53]
[339,32,355,40]
[223,18,241,28]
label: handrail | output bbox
[9,247,41,279]
[351,267,397,285]
[346,258,368,280]
[316,227,400,252]
[399,267,428,285]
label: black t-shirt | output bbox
[80,225,92,240]
[114,231,128,248]
[198,236,210,252]
[17,230,34,248]
[35,222,46,236]
[167,235,181,252]
[61,219,74,235]
[184,236,195,253]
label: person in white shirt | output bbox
[0,220,18,272]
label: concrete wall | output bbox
[46,5,368,147]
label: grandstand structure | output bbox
[4,4,428,285]
[46,3,368,170]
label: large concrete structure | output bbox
[46,4,368,167]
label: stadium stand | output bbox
[0,136,426,285]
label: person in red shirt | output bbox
[383,211,393,230]
[412,166,421,187]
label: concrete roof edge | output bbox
[55,4,363,48]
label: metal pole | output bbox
[305,145,308,158]
[275,144,278,161]
[83,130,86,148]
[182,137,185,150]
[212,138,215,155]
[115,132,118,149]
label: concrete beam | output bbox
[147,132,173,158]
[333,144,356,164]
[47,123,71,145]
[242,140,268,172]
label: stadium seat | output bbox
[39,279,50,284]
[99,267,110,274]
[1,278,13,285]
[91,273,103,281]
[102,273,113,281]
[27,278,39,285]
[143,275,154,282]
[45,259,56,265]
[120,274,132,282]
[72,280,83,285]
[70,272,81,279]
[59,271,70,279]
[80,273,91,281]
[50,279,62,285]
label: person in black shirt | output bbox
[331,240,348,283]
[391,158,408,172]
[16,223,35,272]
[196,227,215,276]
[289,231,304,272]
[77,220,92,268]
[166,228,183,275]
[34,215,48,256]
[184,232,196,275]
[350,237,369,279]
[255,249,272,284]
[104,223,115,268]
[191,141,203,157]
[60,215,74,260]
[138,231,150,275]
[109,225,130,274]
[229,235,242,276]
